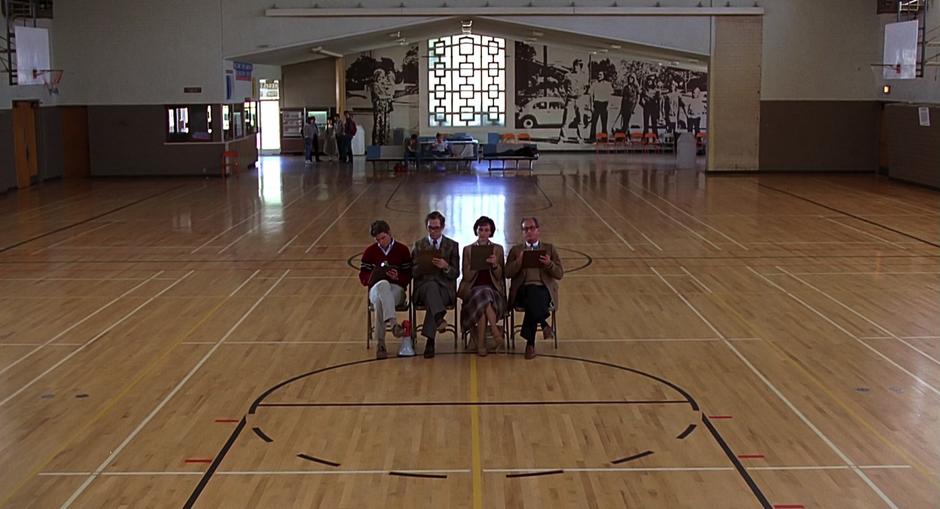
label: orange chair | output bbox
[612,132,628,153]
[517,133,531,142]
[641,133,662,153]
[594,132,610,153]
[629,131,644,151]
[222,150,240,177]
[500,133,517,143]
[695,132,708,151]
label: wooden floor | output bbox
[1,154,938,508]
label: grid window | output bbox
[427,34,506,127]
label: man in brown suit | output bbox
[411,211,460,358]
[506,217,563,359]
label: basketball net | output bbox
[32,69,63,96]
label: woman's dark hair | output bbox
[473,216,496,235]
[370,220,391,237]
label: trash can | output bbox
[675,132,696,169]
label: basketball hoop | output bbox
[32,69,63,95]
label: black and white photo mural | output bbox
[345,45,419,145]
[514,41,708,148]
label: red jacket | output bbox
[344,118,357,137]
[359,240,412,289]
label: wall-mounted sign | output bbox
[183,87,202,94]
[234,61,253,81]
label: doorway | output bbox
[12,101,39,189]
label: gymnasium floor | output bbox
[0,153,938,508]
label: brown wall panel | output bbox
[885,104,940,188]
[759,101,880,172]
[0,110,14,193]
[88,105,225,176]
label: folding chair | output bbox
[410,285,460,349]
[365,283,412,349]
[508,302,557,350]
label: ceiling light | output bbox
[461,19,472,34]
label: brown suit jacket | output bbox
[505,242,564,308]
[411,235,460,302]
[457,242,506,300]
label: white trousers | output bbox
[370,280,405,339]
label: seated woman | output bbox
[404,134,419,167]
[457,216,507,356]
[430,132,451,158]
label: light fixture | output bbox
[461,19,472,34]
[311,46,343,58]
[882,84,892,95]
[610,44,621,50]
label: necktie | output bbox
[433,240,438,250]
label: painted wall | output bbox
[885,103,940,187]
[52,0,224,105]
[282,58,337,109]
[760,0,883,101]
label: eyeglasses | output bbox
[521,225,538,231]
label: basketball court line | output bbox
[649,267,901,509]
[0,270,262,509]
[748,267,940,397]
[680,266,713,293]
[629,180,750,250]
[276,187,358,254]
[30,222,115,255]
[615,182,724,250]
[178,337,762,346]
[0,271,193,408]
[0,184,187,255]
[303,184,375,254]
[591,194,664,251]
[218,184,337,254]
[564,183,635,250]
[0,271,164,378]
[190,184,314,254]
[820,216,906,249]
[776,266,940,367]
[59,270,290,508]
[35,464,913,477]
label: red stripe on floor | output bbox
[214,419,239,423]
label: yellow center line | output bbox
[0,270,257,508]
[469,354,484,509]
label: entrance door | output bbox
[62,106,90,179]
[12,101,39,189]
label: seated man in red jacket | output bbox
[360,220,413,359]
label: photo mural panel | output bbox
[515,41,708,148]
[346,44,419,145]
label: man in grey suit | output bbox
[506,217,563,359]
[411,211,460,358]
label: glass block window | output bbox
[428,34,506,127]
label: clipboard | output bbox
[416,249,441,273]
[367,264,391,286]
[521,250,546,269]
[470,244,494,271]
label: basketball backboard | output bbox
[13,26,50,85]
[883,20,919,79]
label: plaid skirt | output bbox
[461,285,507,331]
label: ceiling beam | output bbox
[265,7,764,18]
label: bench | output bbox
[365,145,406,170]
[481,143,539,171]
[418,140,478,171]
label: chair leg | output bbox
[366,305,372,350]
[509,310,516,350]
[552,310,558,349]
